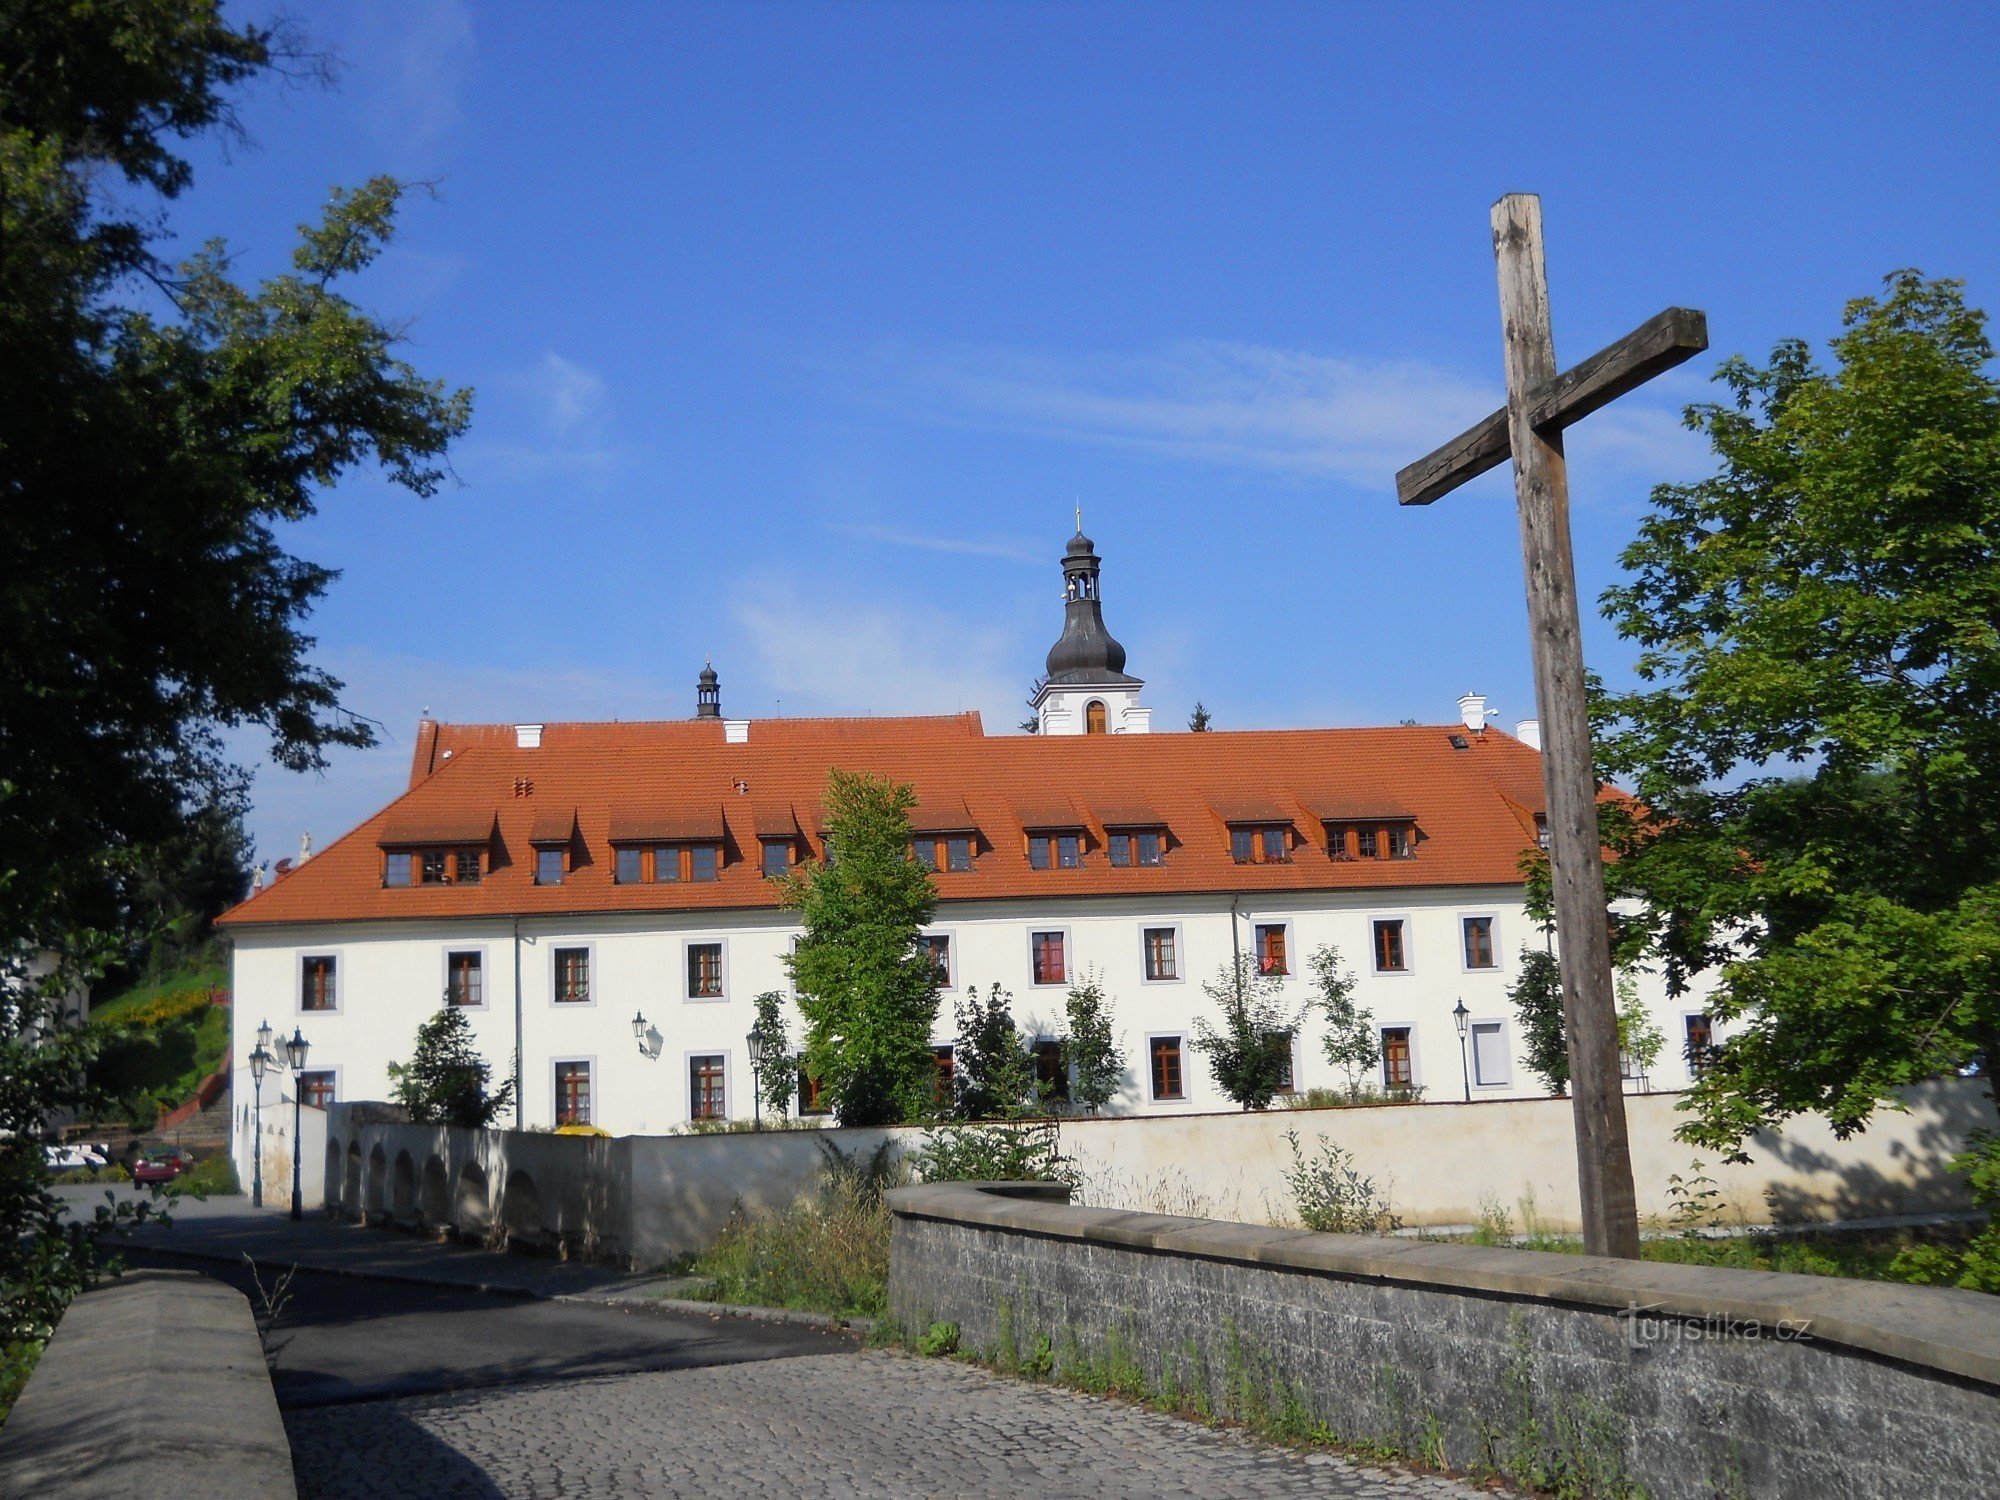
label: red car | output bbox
[131,1147,196,1187]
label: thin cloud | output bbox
[849,338,1707,490]
[828,523,1043,565]
[457,351,630,487]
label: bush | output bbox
[171,1156,240,1197]
[1282,1130,1401,1234]
[908,1120,1077,1190]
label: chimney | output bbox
[724,719,750,744]
[1457,691,1490,733]
[1515,718,1542,750]
[515,724,544,749]
[696,663,721,719]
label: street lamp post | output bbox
[284,1026,310,1220]
[248,1019,274,1209]
[746,1021,768,1131]
[1452,998,1471,1103]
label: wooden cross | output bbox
[1397,194,1707,1260]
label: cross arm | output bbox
[1396,306,1708,506]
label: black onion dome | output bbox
[1043,532,1140,685]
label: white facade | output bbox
[229,885,1719,1137]
[1033,682,1152,735]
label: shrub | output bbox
[1283,1130,1401,1234]
[171,1156,240,1197]
[909,1120,1077,1190]
[387,1007,515,1127]
[917,1321,960,1357]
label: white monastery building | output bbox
[220,530,1718,1136]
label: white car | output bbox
[45,1143,109,1172]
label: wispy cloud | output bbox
[734,577,1027,723]
[458,351,630,487]
[827,523,1043,565]
[846,338,1709,491]
[352,0,476,165]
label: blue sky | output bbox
[184,1,2000,865]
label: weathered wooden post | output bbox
[1397,193,1708,1258]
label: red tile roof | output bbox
[219,713,1551,928]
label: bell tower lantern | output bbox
[1029,527,1150,734]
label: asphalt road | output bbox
[121,1251,849,1410]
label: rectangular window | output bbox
[1684,1014,1715,1076]
[616,847,643,884]
[301,955,337,1012]
[655,845,681,882]
[931,1045,956,1106]
[554,947,591,1004]
[1028,836,1051,870]
[1471,1020,1508,1086]
[1108,835,1130,867]
[1056,834,1082,869]
[915,840,939,871]
[1387,824,1415,859]
[454,847,483,884]
[797,1059,830,1116]
[688,941,724,999]
[1149,1036,1185,1101]
[1231,827,1289,864]
[689,1054,726,1121]
[1033,1040,1069,1103]
[1535,813,1551,850]
[1136,830,1163,865]
[689,845,719,882]
[384,852,415,887]
[1373,919,1407,973]
[1255,923,1289,976]
[420,850,450,885]
[1382,1026,1413,1090]
[1143,926,1179,981]
[920,934,952,986]
[535,848,565,886]
[1030,931,1067,986]
[295,1070,336,1109]
[447,951,483,1008]
[1230,827,1254,863]
[1463,916,1496,970]
[1110,831,1165,866]
[1270,1030,1296,1094]
[1261,827,1287,863]
[1327,825,1352,861]
[945,836,973,873]
[1357,827,1380,859]
[555,1061,591,1126]
[762,840,790,878]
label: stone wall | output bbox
[0,1270,295,1500]
[887,1182,2000,1500]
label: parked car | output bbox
[44,1143,109,1173]
[131,1146,196,1186]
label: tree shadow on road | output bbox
[286,1398,506,1500]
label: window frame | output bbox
[383,851,416,888]
[760,839,791,879]
[686,1050,730,1123]
[534,846,567,886]
[683,937,727,1003]
[442,944,490,1010]
[1469,1018,1511,1088]
[1369,915,1413,975]
[1033,1037,1071,1103]
[796,1055,831,1117]
[1146,1032,1188,1103]
[1252,919,1294,978]
[552,1056,595,1128]
[614,846,645,885]
[1027,927,1071,988]
[1378,1023,1419,1091]
[1229,823,1292,865]
[919,931,954,989]
[1460,913,1500,972]
[1682,1011,1716,1078]
[297,951,341,1015]
[550,942,596,1007]
[1270,1028,1298,1095]
[295,1066,340,1110]
[1139,922,1184,984]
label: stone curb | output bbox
[130,1241,870,1334]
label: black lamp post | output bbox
[1452,998,1471,1103]
[284,1026,310,1220]
[248,1019,274,1209]
[746,1021,769,1131]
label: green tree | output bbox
[950,983,1037,1120]
[1190,955,1302,1110]
[0,3,468,1347]
[1615,972,1665,1086]
[1307,945,1377,1095]
[1187,702,1212,731]
[387,1007,516,1128]
[1062,970,1125,1113]
[1593,273,2000,1158]
[780,770,941,1126]
[1507,946,1569,1097]
[751,991,796,1116]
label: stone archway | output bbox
[343,1141,362,1217]
[392,1150,417,1224]
[455,1161,491,1240]
[365,1144,388,1220]
[420,1156,449,1226]
[501,1169,542,1250]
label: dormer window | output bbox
[1535,813,1551,849]
[1327,821,1418,861]
[1387,824,1415,859]
[535,848,565,886]
[654,843,722,883]
[762,839,792,878]
[1108,830,1165,867]
[1230,826,1290,865]
[914,836,974,873]
[385,845,484,888]
[1028,833,1084,870]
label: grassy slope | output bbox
[83,958,231,1121]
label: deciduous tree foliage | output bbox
[1062,971,1125,1113]
[1308,944,1377,1095]
[1592,273,2000,1154]
[781,771,941,1126]
[1191,954,1302,1111]
[949,983,1037,1121]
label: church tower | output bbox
[1029,527,1150,734]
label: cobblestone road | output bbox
[288,1348,1483,1499]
